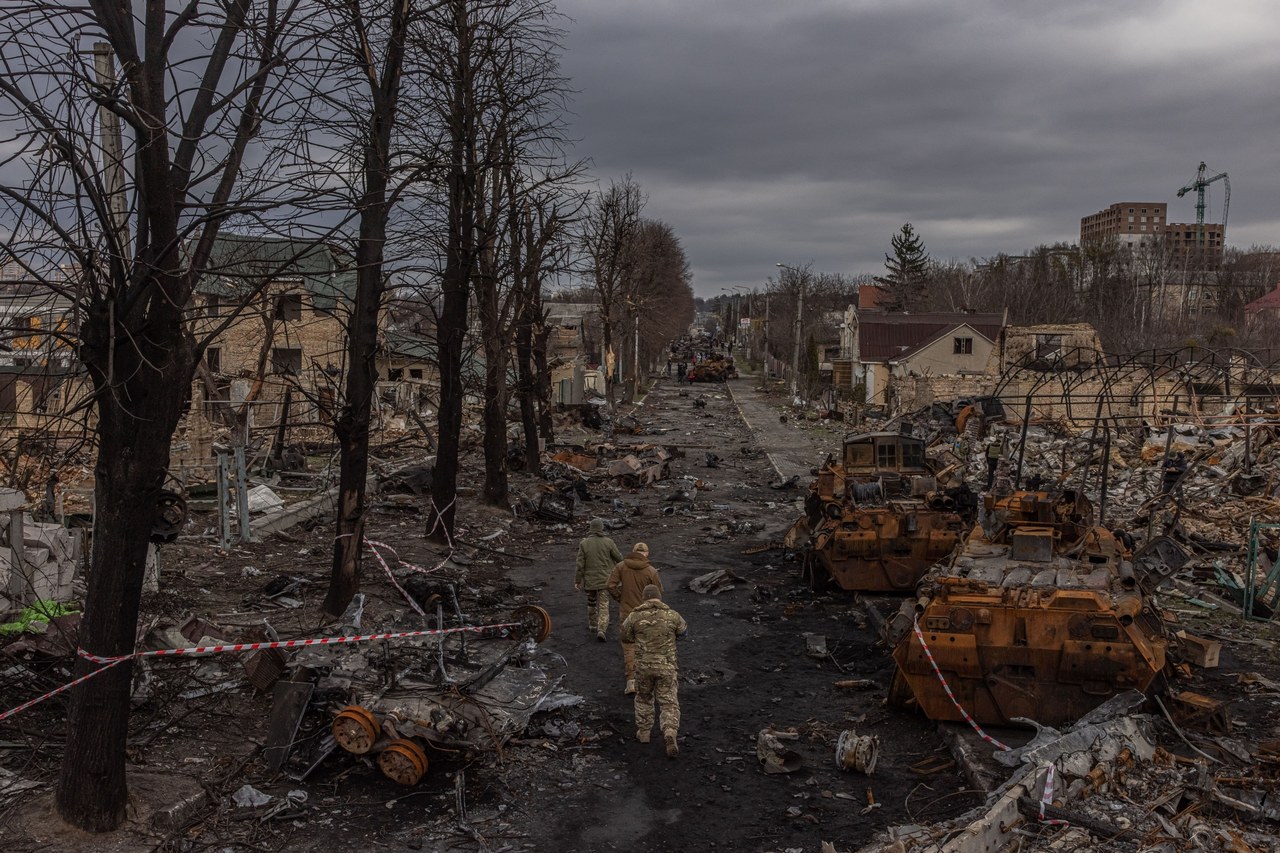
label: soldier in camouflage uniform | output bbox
[620,584,688,758]
[575,518,624,640]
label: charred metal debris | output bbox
[792,346,1280,851]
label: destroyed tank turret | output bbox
[885,489,1170,727]
[792,431,976,592]
[686,353,737,382]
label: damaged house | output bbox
[545,302,606,404]
[176,235,358,468]
[840,309,1006,409]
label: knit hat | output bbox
[642,584,661,600]
[633,542,649,555]
[589,517,605,534]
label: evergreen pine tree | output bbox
[874,223,931,311]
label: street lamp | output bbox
[777,263,805,400]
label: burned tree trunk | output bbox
[428,0,478,542]
[533,313,554,444]
[515,306,541,474]
[323,239,383,616]
[56,312,195,830]
[322,0,412,618]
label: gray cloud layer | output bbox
[557,0,1280,294]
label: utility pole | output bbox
[762,292,769,386]
[778,263,805,400]
[790,281,804,400]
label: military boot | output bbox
[664,731,679,758]
[636,730,650,744]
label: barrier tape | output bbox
[0,621,521,724]
[77,622,521,664]
[911,616,1012,752]
[911,621,1071,827]
[1038,762,1070,826]
[0,657,129,724]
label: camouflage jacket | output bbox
[575,534,623,590]
[620,600,687,671]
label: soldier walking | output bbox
[575,518,624,641]
[606,542,661,694]
[621,584,687,758]
[984,435,1006,490]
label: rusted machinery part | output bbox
[512,604,553,643]
[332,705,381,755]
[800,551,831,591]
[378,738,429,786]
[151,489,188,543]
[835,729,880,774]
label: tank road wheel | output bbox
[513,604,553,643]
[332,705,380,754]
[378,738,429,786]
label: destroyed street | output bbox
[3,361,1280,853]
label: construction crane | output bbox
[1176,161,1230,252]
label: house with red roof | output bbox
[1244,284,1280,324]
[846,310,1005,407]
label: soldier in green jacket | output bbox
[575,518,623,641]
[621,584,687,758]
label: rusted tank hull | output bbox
[808,509,962,592]
[889,584,1167,727]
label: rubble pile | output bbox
[856,692,1280,852]
[956,417,1280,614]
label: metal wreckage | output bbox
[265,600,558,787]
[789,344,1280,730]
[790,429,1174,726]
[789,431,976,593]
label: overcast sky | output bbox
[556,0,1280,296]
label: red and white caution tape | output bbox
[0,657,130,724]
[911,616,1012,752]
[76,622,519,664]
[1038,762,1070,826]
[0,621,520,724]
[911,620,1074,827]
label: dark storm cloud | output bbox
[556,0,1280,294]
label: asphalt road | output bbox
[498,378,976,852]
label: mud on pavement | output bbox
[479,378,980,852]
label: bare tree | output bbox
[621,218,694,387]
[581,174,645,409]
[0,0,318,830]
[469,0,578,507]
[301,0,420,618]
[408,0,580,532]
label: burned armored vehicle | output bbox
[885,489,1172,727]
[793,431,976,592]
